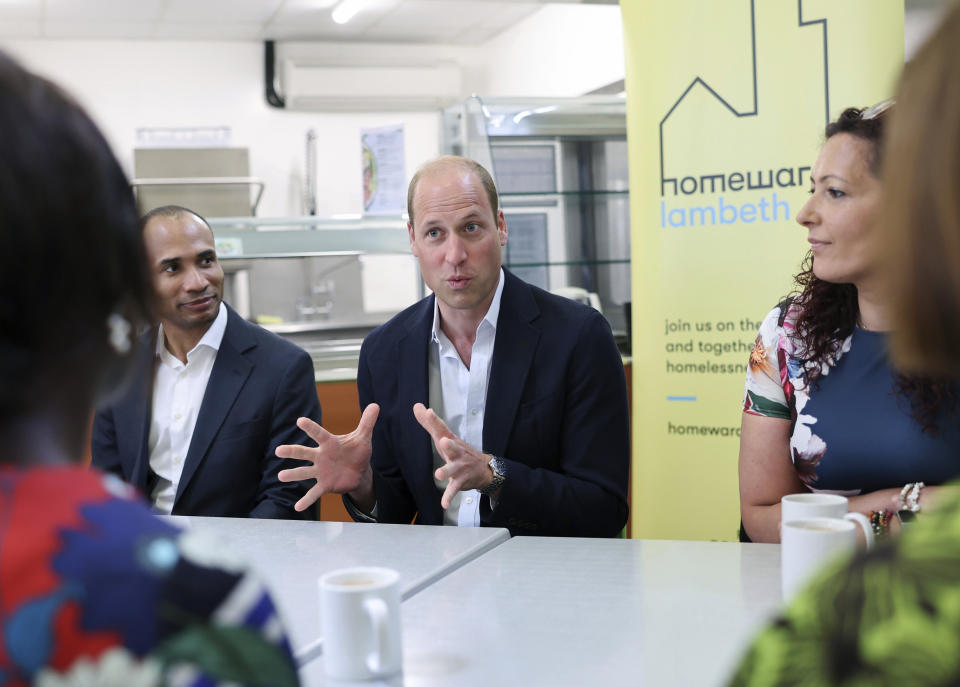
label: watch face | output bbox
[897,510,917,527]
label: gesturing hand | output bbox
[277,403,380,512]
[412,402,494,509]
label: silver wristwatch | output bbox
[478,456,505,496]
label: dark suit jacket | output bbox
[92,304,321,519]
[355,269,629,537]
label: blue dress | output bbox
[743,301,960,492]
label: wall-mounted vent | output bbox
[279,58,461,111]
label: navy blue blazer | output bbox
[92,304,321,519]
[355,269,629,537]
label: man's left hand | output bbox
[413,402,494,508]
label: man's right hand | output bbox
[276,403,380,512]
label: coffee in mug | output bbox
[780,492,873,547]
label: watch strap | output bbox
[478,455,505,496]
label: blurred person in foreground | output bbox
[730,3,960,685]
[0,53,298,686]
[91,205,320,519]
[739,102,960,544]
[276,155,629,537]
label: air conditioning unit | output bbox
[280,58,462,111]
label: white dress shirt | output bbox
[148,302,228,513]
[429,269,504,527]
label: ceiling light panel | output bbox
[45,0,164,22]
[42,21,158,38]
[368,1,490,30]
[161,0,285,23]
[271,0,383,34]
[281,0,340,11]
[152,22,266,40]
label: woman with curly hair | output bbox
[738,102,960,543]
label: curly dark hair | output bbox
[792,106,956,433]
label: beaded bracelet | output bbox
[907,482,924,512]
[870,509,892,538]
[898,482,925,512]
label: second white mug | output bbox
[781,516,873,600]
[781,492,873,544]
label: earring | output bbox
[107,312,132,354]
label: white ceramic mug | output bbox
[781,492,873,547]
[320,566,403,681]
[781,516,873,600]
[781,493,852,523]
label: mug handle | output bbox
[363,597,390,676]
[844,512,874,549]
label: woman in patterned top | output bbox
[0,53,299,686]
[730,3,960,685]
[738,101,960,543]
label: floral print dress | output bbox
[743,300,960,493]
[0,466,299,687]
[743,300,851,488]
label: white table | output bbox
[300,537,783,686]
[164,516,509,661]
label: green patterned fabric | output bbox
[729,490,960,687]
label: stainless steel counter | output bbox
[265,324,370,384]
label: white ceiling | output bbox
[0,0,613,43]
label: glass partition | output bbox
[442,95,631,351]
[204,215,420,344]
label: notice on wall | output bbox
[622,0,904,541]
[361,124,406,216]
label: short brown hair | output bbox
[406,156,499,226]
[882,3,960,376]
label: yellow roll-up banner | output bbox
[623,1,904,540]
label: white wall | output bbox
[477,4,625,97]
[0,5,625,217]
[905,6,948,60]
[2,39,442,217]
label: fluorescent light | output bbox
[332,0,376,24]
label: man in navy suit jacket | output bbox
[277,157,628,536]
[92,206,320,519]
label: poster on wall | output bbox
[622,0,904,540]
[361,124,405,216]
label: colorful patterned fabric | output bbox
[743,301,960,492]
[0,466,299,687]
[728,487,960,687]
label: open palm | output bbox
[276,403,380,512]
